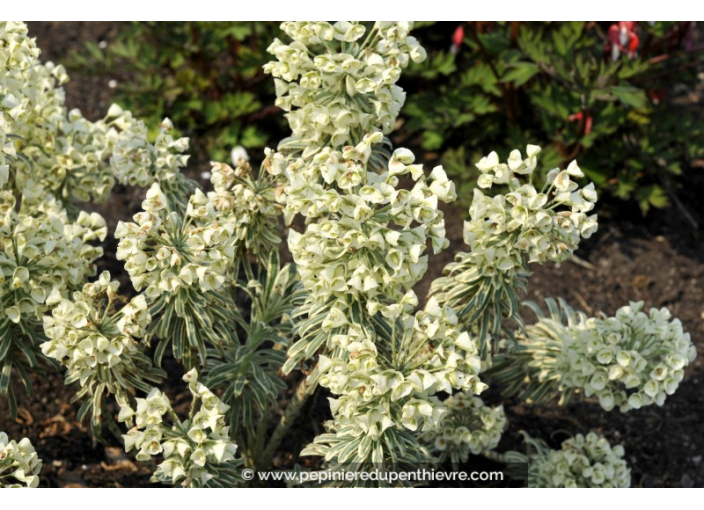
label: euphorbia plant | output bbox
[0,20,696,488]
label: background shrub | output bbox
[70,21,287,162]
[73,21,704,213]
[400,21,703,213]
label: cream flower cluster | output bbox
[466,147,598,274]
[1,21,46,191]
[0,21,39,121]
[119,370,239,487]
[13,92,122,205]
[285,133,454,313]
[1,22,124,205]
[115,184,235,298]
[422,392,506,466]
[528,433,631,488]
[264,22,426,155]
[41,271,159,399]
[0,187,106,327]
[430,146,598,354]
[281,131,486,466]
[186,159,281,258]
[559,302,696,412]
[494,299,696,412]
[317,297,486,439]
[110,111,192,201]
[0,432,42,488]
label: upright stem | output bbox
[250,407,271,465]
[255,373,318,471]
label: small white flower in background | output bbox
[230,145,249,165]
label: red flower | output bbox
[627,32,640,56]
[607,21,639,60]
[568,111,593,135]
[450,25,464,55]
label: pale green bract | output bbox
[0,184,107,417]
[265,21,426,157]
[119,369,239,487]
[272,65,487,475]
[40,271,165,435]
[115,183,235,299]
[525,432,631,488]
[1,21,194,213]
[1,21,122,207]
[317,296,486,438]
[187,159,282,263]
[285,132,454,311]
[115,182,244,368]
[492,299,697,412]
[430,147,599,355]
[469,151,598,268]
[0,432,42,488]
[421,392,506,467]
[110,110,195,208]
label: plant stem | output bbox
[483,450,508,463]
[255,373,317,471]
[250,407,271,464]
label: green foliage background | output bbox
[71,22,287,162]
[71,21,704,213]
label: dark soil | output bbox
[1,22,702,488]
